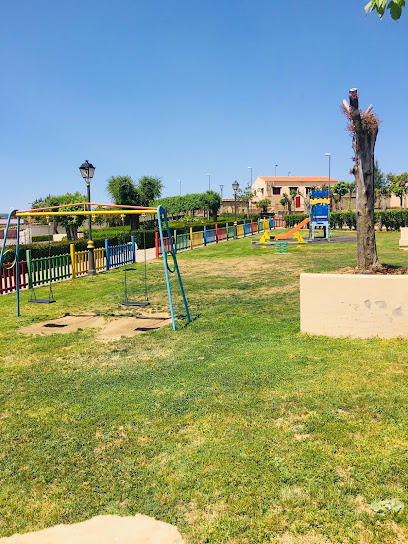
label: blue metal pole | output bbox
[0,209,17,268]
[157,205,191,330]
[203,226,207,247]
[131,235,136,263]
[16,216,21,317]
[105,239,110,270]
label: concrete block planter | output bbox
[399,227,408,250]
[300,273,408,339]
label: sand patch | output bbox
[0,514,185,543]
[18,313,172,342]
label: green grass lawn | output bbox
[1,230,408,543]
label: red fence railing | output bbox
[155,233,174,258]
[0,261,28,294]
[274,217,286,228]
[217,226,227,241]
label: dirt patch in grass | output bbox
[182,257,304,279]
[276,531,331,543]
[18,313,172,341]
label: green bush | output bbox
[83,226,131,240]
[344,211,356,230]
[377,210,408,231]
[32,235,53,242]
[330,212,346,229]
[283,214,308,228]
[285,210,408,231]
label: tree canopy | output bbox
[365,0,405,20]
[155,191,221,220]
[257,199,271,213]
[31,192,86,240]
[389,172,408,208]
[106,175,163,229]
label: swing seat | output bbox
[122,301,150,307]
[29,299,56,304]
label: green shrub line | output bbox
[284,209,408,231]
[32,235,53,242]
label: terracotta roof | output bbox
[256,176,337,183]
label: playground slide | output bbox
[275,217,310,240]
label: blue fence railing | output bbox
[243,222,251,236]
[105,236,136,270]
[204,227,216,246]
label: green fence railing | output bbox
[226,225,236,240]
[26,250,71,288]
[175,232,190,252]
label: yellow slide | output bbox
[275,217,310,240]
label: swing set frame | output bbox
[0,204,191,331]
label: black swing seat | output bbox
[122,301,150,307]
[29,299,56,304]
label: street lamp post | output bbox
[179,179,181,196]
[207,173,211,191]
[232,180,239,239]
[248,166,252,185]
[79,160,96,277]
[275,164,278,177]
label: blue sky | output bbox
[1,0,407,211]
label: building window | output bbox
[272,187,281,195]
[289,186,298,192]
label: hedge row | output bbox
[284,210,408,231]
[32,235,53,242]
[375,210,408,231]
[283,214,308,228]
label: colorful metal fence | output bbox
[274,217,286,228]
[71,246,106,278]
[236,224,244,237]
[1,215,285,296]
[226,225,235,239]
[26,250,71,288]
[105,237,135,270]
[175,232,190,252]
[204,227,216,245]
[217,226,227,241]
[0,260,28,294]
[155,233,174,258]
[190,229,204,249]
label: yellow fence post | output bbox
[70,244,76,279]
[190,227,193,250]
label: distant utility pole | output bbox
[219,185,224,199]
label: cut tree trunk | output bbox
[347,89,381,273]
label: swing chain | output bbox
[47,218,55,301]
[142,214,148,304]
[122,214,128,303]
